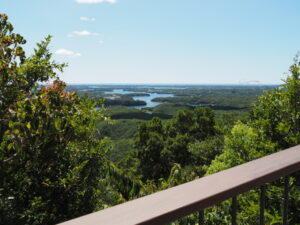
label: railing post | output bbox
[199,210,204,225]
[283,176,289,225]
[231,196,237,225]
[260,185,266,225]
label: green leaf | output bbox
[54,118,60,130]
[7,143,14,150]
[26,122,31,129]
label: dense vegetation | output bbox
[135,107,217,180]
[1,14,300,225]
[0,14,109,225]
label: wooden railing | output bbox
[58,145,300,225]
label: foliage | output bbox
[151,86,269,110]
[204,57,300,224]
[215,110,248,134]
[250,56,300,149]
[103,105,172,120]
[206,122,276,175]
[135,107,217,181]
[103,97,146,107]
[0,14,108,225]
[150,103,191,116]
[188,135,224,167]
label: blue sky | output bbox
[2,0,300,84]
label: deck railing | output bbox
[59,145,300,225]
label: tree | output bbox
[0,14,108,225]
[135,117,170,180]
[250,56,300,149]
[205,57,300,224]
[169,107,216,140]
[135,107,217,181]
[188,135,224,167]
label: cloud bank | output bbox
[55,49,81,57]
[75,0,117,3]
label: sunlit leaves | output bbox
[0,14,108,225]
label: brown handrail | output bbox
[58,145,300,225]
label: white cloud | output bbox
[80,17,96,21]
[75,0,117,3]
[55,49,81,57]
[72,30,99,36]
